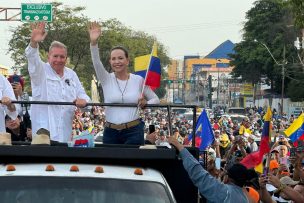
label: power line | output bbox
[140,20,241,33]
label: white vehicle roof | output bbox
[0,163,167,185]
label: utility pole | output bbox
[294,36,304,69]
[281,46,286,116]
[216,59,221,106]
[182,59,185,105]
[208,75,212,109]
[255,39,287,115]
[173,77,175,103]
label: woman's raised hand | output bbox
[89,21,102,45]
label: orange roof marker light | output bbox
[95,166,104,173]
[6,165,16,171]
[134,168,143,175]
[45,165,55,171]
[70,165,79,172]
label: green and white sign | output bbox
[21,3,53,22]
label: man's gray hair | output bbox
[49,41,67,52]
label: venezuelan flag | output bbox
[284,113,304,143]
[241,107,272,169]
[134,42,161,90]
[259,107,272,156]
[187,110,214,150]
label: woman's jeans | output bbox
[103,121,144,145]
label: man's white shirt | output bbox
[25,45,90,142]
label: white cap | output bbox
[266,184,277,192]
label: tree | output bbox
[287,0,304,29]
[230,0,301,100]
[8,2,170,100]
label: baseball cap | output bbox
[208,148,216,160]
[227,164,248,187]
[271,147,279,154]
[280,176,299,186]
[266,184,277,192]
[269,160,279,170]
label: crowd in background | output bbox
[68,105,304,202]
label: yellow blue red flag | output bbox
[241,107,272,169]
[134,42,161,90]
[284,113,304,143]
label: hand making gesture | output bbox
[30,22,47,48]
[88,21,102,46]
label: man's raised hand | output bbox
[30,22,47,47]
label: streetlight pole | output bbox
[255,40,287,115]
[216,59,221,106]
[294,37,304,69]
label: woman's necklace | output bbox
[115,74,129,103]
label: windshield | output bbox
[0,176,173,203]
[228,108,246,115]
[230,116,246,123]
[172,108,188,114]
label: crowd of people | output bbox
[68,105,304,202]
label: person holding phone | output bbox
[8,71,24,99]
[272,135,291,150]
[0,74,18,132]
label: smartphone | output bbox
[215,158,221,170]
[263,167,269,176]
[149,125,155,134]
[12,75,20,83]
[290,147,296,157]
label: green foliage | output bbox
[8,2,170,100]
[230,0,303,101]
[287,0,304,29]
[287,79,304,101]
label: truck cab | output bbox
[0,144,199,203]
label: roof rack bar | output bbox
[3,100,198,147]
[7,100,197,108]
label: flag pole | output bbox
[136,42,156,116]
[141,42,156,96]
[264,106,272,176]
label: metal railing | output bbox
[7,100,199,147]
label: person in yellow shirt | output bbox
[239,119,252,135]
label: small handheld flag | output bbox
[188,110,214,151]
[134,42,161,91]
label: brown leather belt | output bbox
[105,119,141,130]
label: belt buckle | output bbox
[116,124,125,130]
